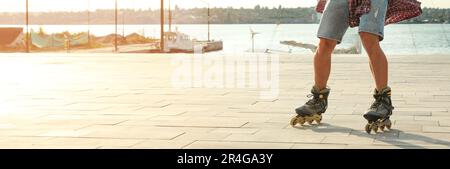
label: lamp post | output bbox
[88,0,91,46]
[122,10,125,37]
[199,0,210,42]
[168,0,171,32]
[26,0,30,53]
[207,4,210,42]
[115,0,118,52]
[160,0,164,52]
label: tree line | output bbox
[0,6,448,25]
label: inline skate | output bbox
[364,86,394,134]
[291,86,330,126]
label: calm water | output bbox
[5,24,450,55]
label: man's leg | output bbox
[360,32,394,134]
[313,0,348,90]
[314,38,337,90]
[290,38,336,126]
[360,35,394,133]
[291,0,347,126]
[359,32,388,91]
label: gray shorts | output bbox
[317,0,388,44]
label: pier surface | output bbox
[0,53,449,149]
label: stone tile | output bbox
[0,123,17,129]
[395,111,432,116]
[80,126,185,140]
[390,116,415,121]
[414,116,450,121]
[422,126,450,133]
[242,122,289,129]
[34,138,143,148]
[373,139,450,148]
[344,145,410,149]
[119,117,249,128]
[332,115,367,120]
[393,124,423,132]
[291,143,347,149]
[98,146,134,149]
[19,124,93,131]
[1,54,450,149]
[0,129,49,137]
[132,140,194,149]
[185,141,293,149]
[36,119,125,126]
[394,120,439,126]
[422,145,450,149]
[38,130,92,137]
[439,120,450,127]
[172,132,232,142]
[321,136,375,145]
[432,112,450,116]
[32,145,100,149]
[373,132,450,147]
[0,137,53,148]
[210,128,260,134]
[224,131,325,144]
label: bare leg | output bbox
[359,32,388,91]
[291,38,337,126]
[369,62,375,85]
[314,38,337,90]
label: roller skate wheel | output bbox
[293,116,306,126]
[386,124,392,130]
[314,115,323,124]
[298,118,306,125]
[372,124,379,133]
[306,118,314,125]
[385,119,392,130]
[313,114,322,121]
[379,125,385,131]
[290,117,298,126]
[315,119,322,124]
[365,124,371,134]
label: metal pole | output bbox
[252,36,254,53]
[207,5,210,42]
[168,0,171,32]
[26,0,30,53]
[88,0,91,46]
[199,0,210,42]
[115,0,118,52]
[122,11,125,37]
[160,0,164,52]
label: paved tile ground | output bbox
[0,53,449,149]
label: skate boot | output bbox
[364,86,395,134]
[290,86,330,126]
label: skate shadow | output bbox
[293,123,450,149]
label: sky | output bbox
[0,0,448,12]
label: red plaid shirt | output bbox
[316,0,423,27]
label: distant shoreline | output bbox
[1,23,448,26]
[1,7,447,25]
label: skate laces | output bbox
[370,93,392,110]
[306,93,321,105]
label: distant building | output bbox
[0,27,24,48]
